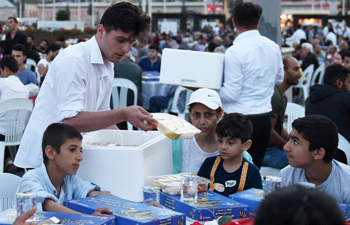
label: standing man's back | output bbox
[219,2,283,168]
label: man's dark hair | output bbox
[282,55,294,71]
[323,64,349,86]
[41,39,49,46]
[100,2,151,40]
[216,113,253,143]
[45,43,60,54]
[0,55,18,73]
[341,50,350,60]
[149,44,160,52]
[8,17,18,23]
[292,115,338,163]
[57,36,65,42]
[12,43,27,56]
[255,185,345,225]
[28,34,34,40]
[233,2,262,29]
[42,123,83,164]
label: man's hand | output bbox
[37,64,48,75]
[92,207,114,217]
[12,207,38,225]
[124,106,158,131]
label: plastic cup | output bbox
[181,175,198,202]
[16,192,37,217]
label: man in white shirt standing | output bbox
[220,2,284,168]
[14,2,156,169]
[37,43,60,85]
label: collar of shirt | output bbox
[89,36,105,65]
[233,30,260,45]
[38,163,60,196]
[89,35,114,76]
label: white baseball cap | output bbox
[187,88,222,110]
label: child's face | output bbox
[190,103,221,136]
[217,136,249,161]
[283,128,314,168]
[54,138,83,175]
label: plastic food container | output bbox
[198,177,211,192]
[152,113,201,140]
[150,173,210,195]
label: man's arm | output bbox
[63,105,156,133]
[269,117,288,149]
[219,50,244,102]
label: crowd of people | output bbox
[0,1,350,225]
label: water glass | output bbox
[16,192,37,217]
[181,175,198,201]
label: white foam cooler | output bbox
[78,130,172,202]
[160,48,224,89]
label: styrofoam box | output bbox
[160,48,224,90]
[78,130,172,202]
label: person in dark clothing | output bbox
[305,64,350,164]
[114,52,143,129]
[300,42,319,71]
[2,17,27,55]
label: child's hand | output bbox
[93,207,114,217]
[146,201,162,208]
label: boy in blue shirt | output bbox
[18,123,113,215]
[197,113,262,196]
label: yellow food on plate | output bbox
[152,113,200,140]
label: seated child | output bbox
[173,88,253,174]
[279,115,350,204]
[255,185,345,225]
[197,113,262,197]
[17,123,113,215]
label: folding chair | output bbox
[111,78,138,130]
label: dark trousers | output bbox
[247,115,271,168]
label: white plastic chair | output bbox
[165,86,193,120]
[0,98,33,171]
[311,63,325,86]
[111,78,138,130]
[0,173,22,211]
[284,102,305,134]
[25,58,36,72]
[293,64,314,101]
[25,58,40,85]
[337,133,350,166]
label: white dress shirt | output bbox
[286,28,306,47]
[219,30,284,115]
[0,75,29,135]
[14,36,114,168]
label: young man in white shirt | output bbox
[14,2,157,169]
[219,2,284,168]
[37,43,60,85]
